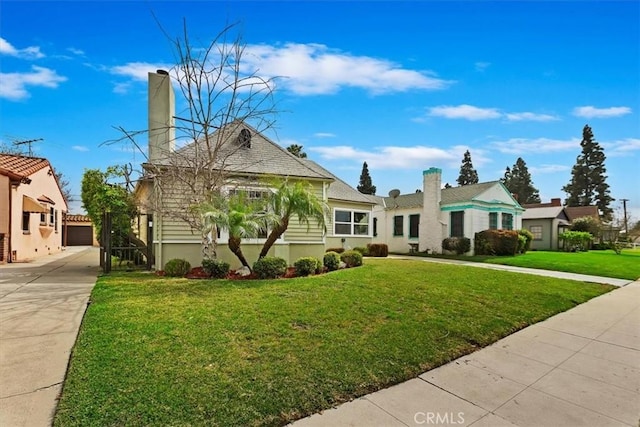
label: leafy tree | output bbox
[501,157,540,204]
[286,144,307,158]
[456,150,479,186]
[80,166,136,245]
[444,183,452,189]
[562,125,614,220]
[259,179,327,259]
[357,161,376,195]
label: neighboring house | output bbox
[137,70,372,269]
[565,205,600,223]
[372,168,524,254]
[0,154,68,263]
[521,198,570,251]
[63,214,98,246]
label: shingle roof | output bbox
[522,206,567,220]
[565,206,600,222]
[152,122,332,181]
[302,160,375,204]
[382,181,504,209]
[0,154,50,179]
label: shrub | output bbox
[324,251,341,271]
[518,229,534,253]
[442,237,471,255]
[164,258,191,277]
[559,231,592,252]
[571,216,601,237]
[253,256,288,279]
[517,235,527,254]
[353,246,369,256]
[474,230,519,256]
[367,243,388,257]
[340,250,363,268]
[294,257,321,276]
[325,247,345,254]
[201,258,230,279]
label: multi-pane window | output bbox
[502,213,513,230]
[334,210,370,236]
[450,211,464,237]
[530,225,542,240]
[393,215,403,236]
[40,205,47,225]
[49,207,55,226]
[489,212,498,230]
[409,214,419,239]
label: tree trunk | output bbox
[228,235,251,269]
[259,218,289,259]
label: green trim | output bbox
[441,203,521,214]
[422,167,442,175]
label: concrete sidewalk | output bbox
[0,247,99,427]
[291,280,640,427]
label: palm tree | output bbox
[259,179,327,259]
[199,192,267,270]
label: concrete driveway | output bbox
[0,247,99,427]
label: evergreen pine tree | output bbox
[562,125,614,220]
[357,162,376,195]
[502,158,540,204]
[456,150,479,186]
[286,144,307,158]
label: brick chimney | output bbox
[551,198,561,206]
[148,70,175,164]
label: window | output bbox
[22,212,30,233]
[54,209,59,232]
[489,212,498,230]
[502,213,513,230]
[373,217,378,237]
[40,205,47,225]
[334,209,370,236]
[409,214,419,239]
[228,188,269,238]
[450,211,464,237]
[49,207,55,226]
[530,225,542,240]
[393,215,403,236]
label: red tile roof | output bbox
[64,214,92,223]
[0,154,50,178]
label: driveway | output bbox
[0,247,99,427]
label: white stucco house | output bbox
[372,167,524,254]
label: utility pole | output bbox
[13,138,43,156]
[621,199,629,236]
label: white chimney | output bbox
[148,70,175,163]
[419,167,443,252]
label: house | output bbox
[136,70,373,269]
[521,198,570,251]
[372,168,524,254]
[0,154,68,263]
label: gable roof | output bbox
[522,206,569,221]
[382,181,509,209]
[565,205,600,222]
[0,154,50,180]
[302,160,375,204]
[150,122,332,181]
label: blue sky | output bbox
[1,1,639,222]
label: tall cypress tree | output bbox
[357,162,376,195]
[456,150,479,186]
[502,158,540,204]
[562,125,614,220]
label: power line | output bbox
[13,138,43,156]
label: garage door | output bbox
[66,225,93,246]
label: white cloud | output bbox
[242,43,453,95]
[492,137,580,154]
[608,138,640,155]
[0,66,67,101]
[113,82,132,95]
[313,132,336,138]
[110,62,172,82]
[505,112,560,122]
[572,106,631,118]
[428,104,501,121]
[72,145,89,152]
[475,61,490,71]
[530,164,570,174]
[0,37,45,59]
[310,144,489,170]
[67,47,85,56]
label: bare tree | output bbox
[106,21,280,261]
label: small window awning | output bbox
[23,195,48,213]
[37,194,55,205]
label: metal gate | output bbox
[100,212,153,273]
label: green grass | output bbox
[55,259,614,427]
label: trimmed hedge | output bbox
[325,247,345,254]
[474,230,519,256]
[253,257,288,279]
[366,243,388,257]
[164,258,191,277]
[340,250,363,268]
[353,247,369,256]
[518,229,534,253]
[323,251,341,271]
[201,259,230,279]
[294,257,321,276]
[442,237,471,255]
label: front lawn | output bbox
[55,259,614,426]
